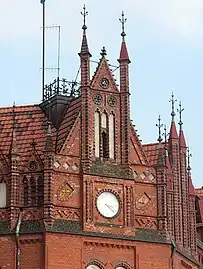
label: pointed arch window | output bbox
[94,110,115,160]
[109,113,115,159]
[94,111,100,158]
[102,131,108,158]
[101,112,108,159]
[30,176,37,206]
[38,175,44,205]
[0,181,7,208]
[23,176,29,206]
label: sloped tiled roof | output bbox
[0,105,51,165]
[56,97,81,152]
[0,99,81,166]
[143,142,165,166]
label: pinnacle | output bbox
[118,40,130,63]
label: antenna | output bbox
[41,25,61,101]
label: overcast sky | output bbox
[1,0,203,187]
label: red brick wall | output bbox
[136,242,170,268]
[20,237,42,269]
[45,233,174,269]
[0,236,15,269]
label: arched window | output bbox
[30,176,36,206]
[109,113,115,159]
[0,182,7,208]
[101,113,108,159]
[94,110,115,160]
[94,111,100,158]
[102,131,108,158]
[38,175,44,205]
[23,176,29,206]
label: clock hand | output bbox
[105,203,115,213]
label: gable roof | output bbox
[143,142,165,166]
[0,99,81,168]
[56,97,81,153]
[0,105,50,166]
[130,125,148,165]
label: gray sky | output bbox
[1,0,203,187]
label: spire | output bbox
[118,11,130,63]
[100,46,107,57]
[169,91,177,122]
[187,147,192,174]
[156,115,165,167]
[79,5,91,56]
[169,92,178,139]
[156,115,163,144]
[187,148,195,195]
[177,101,186,148]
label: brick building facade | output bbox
[0,8,202,269]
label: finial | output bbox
[177,101,184,130]
[156,115,163,143]
[163,125,169,147]
[169,91,177,122]
[187,147,192,172]
[100,46,107,57]
[81,4,88,31]
[119,11,127,41]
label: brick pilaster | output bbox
[9,128,20,230]
[155,146,168,233]
[43,123,54,225]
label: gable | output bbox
[60,112,80,156]
[56,97,81,153]
[130,125,148,165]
[91,56,119,93]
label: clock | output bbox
[96,191,120,218]
[100,77,109,89]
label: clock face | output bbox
[100,77,109,89]
[96,191,120,218]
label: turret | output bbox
[168,93,183,246]
[118,11,131,168]
[79,5,92,171]
[177,102,189,249]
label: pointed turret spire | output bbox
[177,101,186,148]
[118,11,130,63]
[79,5,91,56]
[169,92,178,139]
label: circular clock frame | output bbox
[96,190,120,219]
[100,77,109,89]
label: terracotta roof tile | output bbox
[56,97,81,152]
[143,142,165,166]
[0,105,56,167]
